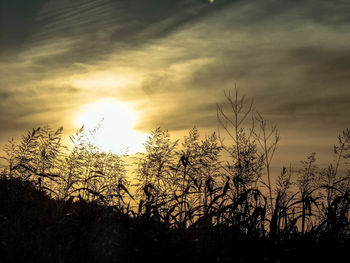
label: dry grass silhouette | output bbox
[0,90,349,262]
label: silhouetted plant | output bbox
[295,152,319,233]
[0,138,17,179]
[252,112,280,213]
[316,129,350,237]
[176,127,222,227]
[1,90,350,263]
[272,166,298,237]
[134,127,178,221]
[217,89,265,232]
[0,126,64,196]
[217,89,263,195]
[61,124,129,205]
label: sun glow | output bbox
[75,98,147,154]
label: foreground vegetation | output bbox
[1,91,349,262]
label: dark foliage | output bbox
[0,177,349,263]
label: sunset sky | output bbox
[1,0,350,166]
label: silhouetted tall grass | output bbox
[0,90,349,262]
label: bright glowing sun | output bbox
[75,98,147,154]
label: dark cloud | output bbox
[302,0,350,26]
[0,0,49,47]
[285,47,350,86]
[1,0,229,56]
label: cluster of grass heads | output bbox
[0,90,349,262]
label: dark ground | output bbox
[0,178,348,263]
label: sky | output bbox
[1,0,350,167]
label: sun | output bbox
[74,98,147,154]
